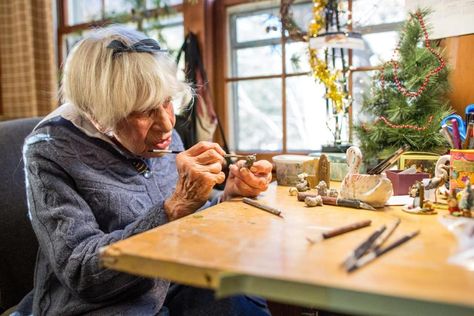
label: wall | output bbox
[441,34,474,115]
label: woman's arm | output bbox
[24,143,167,303]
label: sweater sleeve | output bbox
[23,137,169,303]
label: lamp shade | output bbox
[310,31,365,50]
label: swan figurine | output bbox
[339,146,393,208]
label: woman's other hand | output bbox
[222,159,273,201]
[164,141,226,220]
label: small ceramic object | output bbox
[459,180,474,217]
[339,146,393,208]
[316,180,328,196]
[305,195,323,207]
[318,154,330,189]
[296,182,309,192]
[245,154,257,169]
[402,182,436,215]
[424,164,449,202]
[328,188,338,198]
[289,187,298,196]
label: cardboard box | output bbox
[385,170,430,196]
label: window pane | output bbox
[62,30,93,61]
[104,0,133,16]
[235,11,281,43]
[353,0,405,28]
[351,70,376,125]
[353,31,398,67]
[285,42,310,74]
[144,14,184,54]
[235,45,282,77]
[67,0,101,25]
[286,76,333,151]
[146,0,183,8]
[287,2,313,32]
[230,79,282,151]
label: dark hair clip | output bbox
[107,38,167,57]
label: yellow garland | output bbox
[308,0,346,113]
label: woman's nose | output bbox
[153,108,173,132]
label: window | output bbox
[57,0,184,66]
[225,0,405,154]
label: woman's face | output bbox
[113,98,176,157]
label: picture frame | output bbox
[398,151,440,177]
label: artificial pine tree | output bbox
[354,10,452,162]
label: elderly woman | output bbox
[15,26,273,316]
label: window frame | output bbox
[56,0,184,68]
[216,0,404,160]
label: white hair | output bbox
[60,25,192,130]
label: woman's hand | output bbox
[222,159,273,201]
[164,142,226,221]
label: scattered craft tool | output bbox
[242,197,283,218]
[306,220,372,244]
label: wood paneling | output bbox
[441,34,474,115]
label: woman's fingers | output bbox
[186,141,226,157]
[249,160,273,175]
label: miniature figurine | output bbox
[328,188,338,198]
[424,164,449,203]
[318,154,330,189]
[289,187,298,196]
[315,180,328,196]
[403,181,436,214]
[458,180,473,218]
[447,190,461,215]
[244,154,257,169]
[296,173,310,192]
[304,195,323,207]
[409,181,424,209]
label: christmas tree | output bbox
[354,10,451,162]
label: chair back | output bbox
[0,117,42,311]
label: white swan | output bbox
[339,146,393,208]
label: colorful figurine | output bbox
[424,164,449,202]
[403,181,436,214]
[458,180,473,217]
[447,190,461,215]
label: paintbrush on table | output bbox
[306,219,372,244]
[342,224,387,270]
[242,197,284,218]
[346,230,420,272]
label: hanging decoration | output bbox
[307,0,347,113]
[280,0,347,114]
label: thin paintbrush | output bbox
[148,149,251,159]
[367,144,410,175]
[346,230,420,272]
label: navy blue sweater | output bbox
[19,114,185,315]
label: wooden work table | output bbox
[101,183,474,316]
